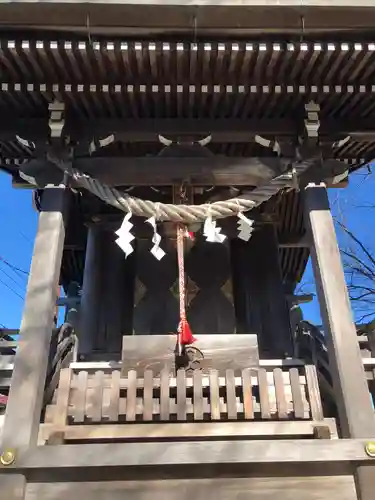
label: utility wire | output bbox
[19,231,33,246]
[0,276,24,301]
[0,256,28,276]
[1,261,28,285]
[0,265,25,291]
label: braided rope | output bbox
[177,224,187,325]
[49,156,317,222]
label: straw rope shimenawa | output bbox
[47,155,318,223]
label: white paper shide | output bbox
[237,211,254,241]
[146,216,166,260]
[115,212,135,258]
[203,214,227,243]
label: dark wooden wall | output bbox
[232,225,293,358]
[133,236,235,336]
[79,227,135,359]
[79,224,291,359]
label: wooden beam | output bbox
[286,294,314,305]
[8,163,353,190]
[304,183,375,500]
[74,156,285,187]
[67,358,307,371]
[278,235,310,248]
[2,117,375,145]
[0,3,374,38]
[0,187,69,450]
[15,154,349,189]
[17,476,359,500]
[70,117,375,143]
[39,419,337,443]
[68,118,298,143]
[6,438,375,481]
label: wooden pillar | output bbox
[98,230,135,353]
[232,224,293,358]
[79,225,102,358]
[0,476,26,500]
[304,184,375,500]
[0,187,69,462]
[79,227,135,358]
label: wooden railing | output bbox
[0,324,77,407]
[296,321,375,408]
[40,360,336,444]
[0,336,18,411]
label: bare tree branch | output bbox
[334,217,375,323]
[336,220,375,268]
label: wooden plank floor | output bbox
[26,476,357,500]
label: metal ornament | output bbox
[115,211,135,258]
[237,212,255,242]
[145,216,166,260]
[0,449,16,466]
[365,441,375,458]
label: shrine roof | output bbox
[0,8,374,289]
[0,37,374,175]
[1,2,375,38]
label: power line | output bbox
[1,260,28,284]
[0,265,25,291]
[19,231,33,246]
[0,257,29,276]
[0,276,24,301]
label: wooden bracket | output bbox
[313,425,332,440]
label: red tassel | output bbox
[178,318,196,345]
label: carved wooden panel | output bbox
[133,236,235,335]
[185,236,235,334]
[121,334,259,375]
[133,239,179,334]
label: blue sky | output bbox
[0,168,374,329]
[301,168,375,324]
[0,172,37,328]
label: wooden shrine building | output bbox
[1,1,375,499]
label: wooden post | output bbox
[1,187,69,449]
[79,225,102,359]
[79,227,134,359]
[0,187,69,498]
[98,229,135,353]
[0,475,26,500]
[304,183,375,500]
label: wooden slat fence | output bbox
[0,328,76,405]
[297,322,375,408]
[40,362,337,444]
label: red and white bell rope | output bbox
[176,223,196,351]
